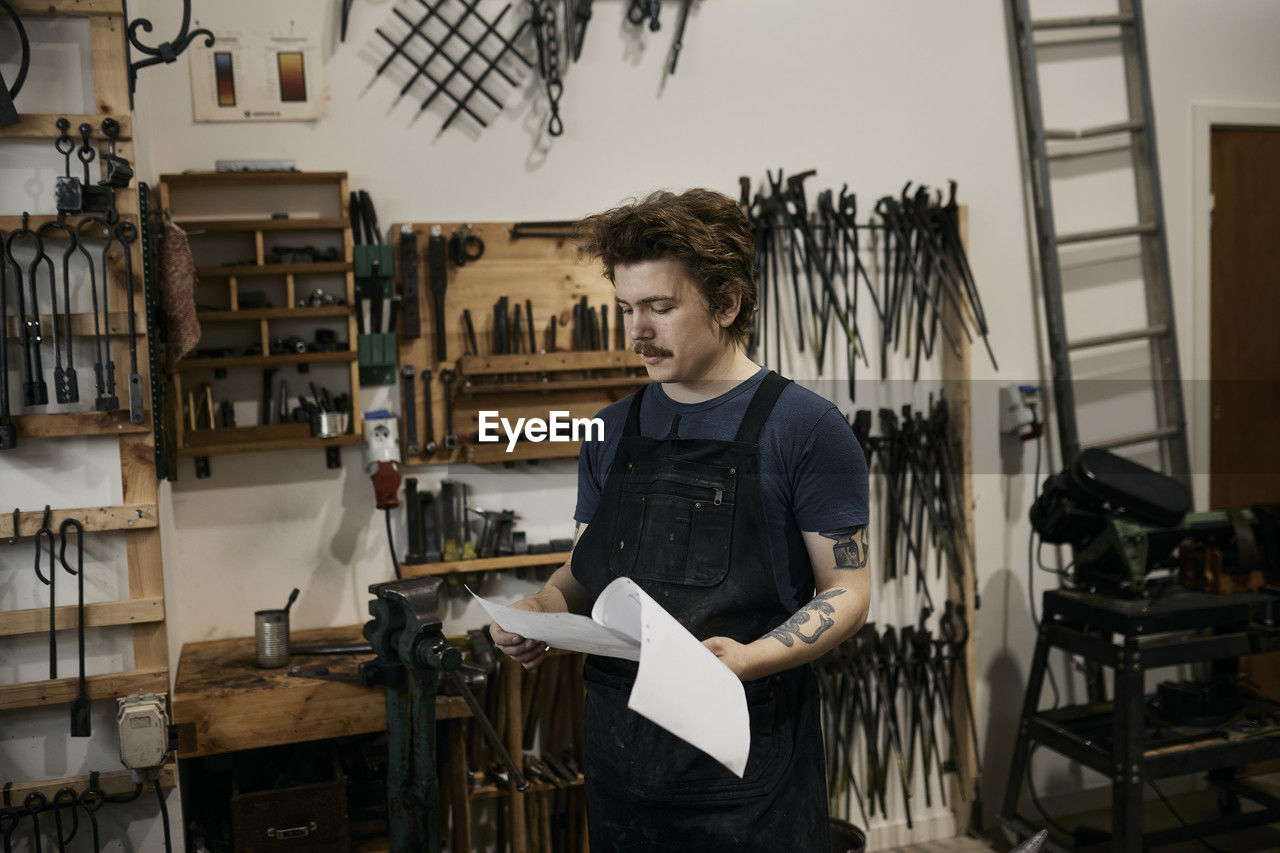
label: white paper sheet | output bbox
[474,578,750,778]
[624,585,751,777]
[472,593,641,661]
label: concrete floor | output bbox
[896,774,1280,853]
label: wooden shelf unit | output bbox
[392,221,649,467]
[0,0,174,808]
[158,171,363,467]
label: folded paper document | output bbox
[474,577,750,777]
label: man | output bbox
[491,188,870,851]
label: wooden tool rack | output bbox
[158,171,363,472]
[0,0,175,806]
[393,221,648,467]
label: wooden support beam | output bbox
[4,311,144,338]
[0,668,168,711]
[9,410,151,439]
[0,504,158,539]
[8,0,123,16]
[3,764,177,804]
[0,113,133,140]
[0,597,165,638]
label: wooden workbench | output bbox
[172,624,470,758]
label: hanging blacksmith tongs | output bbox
[59,517,91,736]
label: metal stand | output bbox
[1000,586,1280,851]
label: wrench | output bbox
[439,368,458,450]
[421,369,437,455]
[401,365,420,458]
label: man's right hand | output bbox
[490,596,551,670]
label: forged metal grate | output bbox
[371,0,534,133]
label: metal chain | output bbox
[537,0,564,136]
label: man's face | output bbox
[614,258,734,384]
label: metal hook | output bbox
[123,0,215,107]
[59,517,84,576]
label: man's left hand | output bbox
[702,636,756,682]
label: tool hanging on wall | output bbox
[399,225,421,338]
[0,0,30,127]
[35,214,83,405]
[116,221,145,423]
[420,368,437,455]
[370,0,534,135]
[743,171,993,386]
[4,218,49,407]
[0,228,14,449]
[33,506,57,679]
[401,365,420,459]
[428,226,448,362]
[59,517,91,737]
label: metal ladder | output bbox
[1009,0,1191,484]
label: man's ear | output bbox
[714,287,742,329]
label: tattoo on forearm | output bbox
[820,526,868,570]
[766,589,846,647]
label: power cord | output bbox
[153,779,172,853]
[1025,403,1061,709]
[1148,779,1231,853]
[1025,745,1074,839]
[384,506,401,579]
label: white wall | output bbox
[5,0,1279,849]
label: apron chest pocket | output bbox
[609,461,738,586]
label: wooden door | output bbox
[1210,127,1280,738]
[1210,127,1280,509]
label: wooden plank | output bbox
[161,171,347,188]
[5,311,144,338]
[175,350,357,371]
[171,625,469,758]
[941,205,979,836]
[120,432,169,673]
[9,0,123,15]
[402,552,571,578]
[195,261,352,278]
[460,376,647,396]
[0,597,165,638]
[0,204,138,232]
[0,113,132,140]
[175,217,349,232]
[10,409,150,438]
[0,667,168,711]
[5,765,176,804]
[176,432,361,458]
[88,13,129,116]
[460,350,643,375]
[196,306,352,322]
[0,504,158,539]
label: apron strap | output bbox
[735,371,791,443]
[623,384,649,437]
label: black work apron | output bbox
[572,371,830,853]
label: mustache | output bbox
[632,342,673,358]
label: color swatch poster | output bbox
[189,32,326,122]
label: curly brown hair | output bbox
[575,189,757,346]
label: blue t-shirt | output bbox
[575,368,869,612]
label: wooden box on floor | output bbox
[231,767,350,851]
